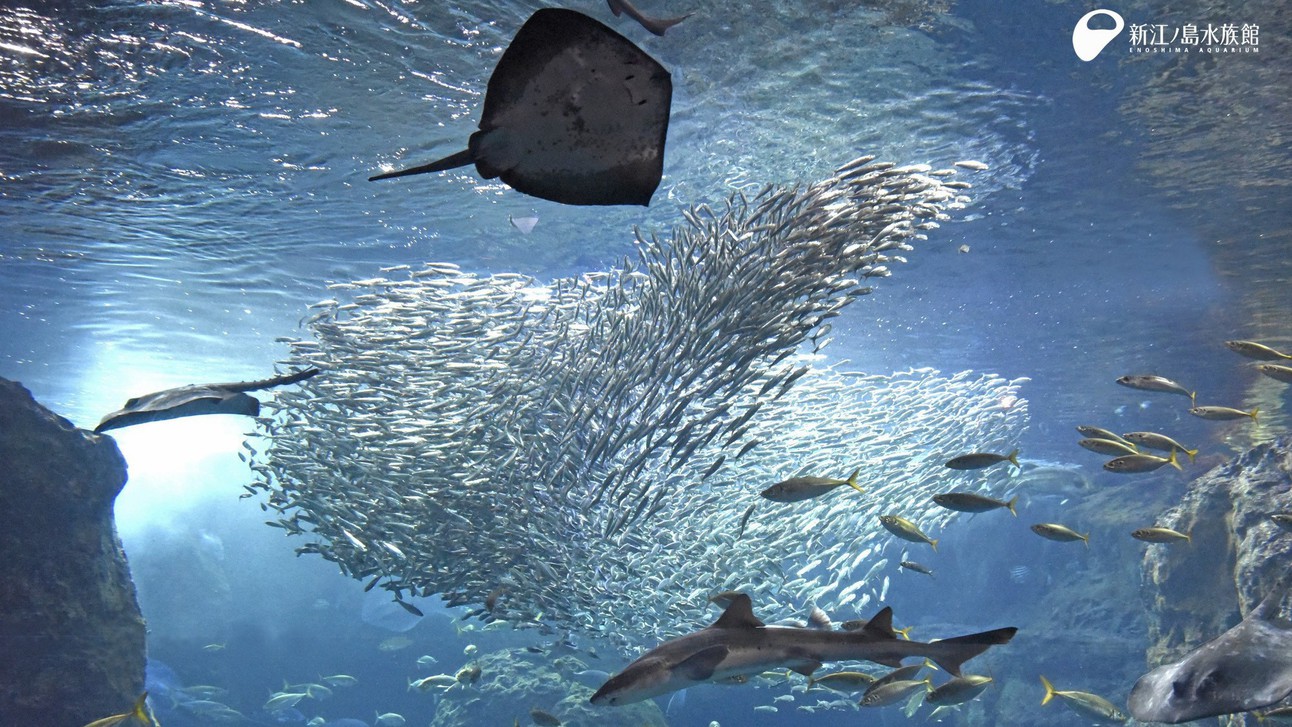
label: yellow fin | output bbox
[1006,496,1018,517]
[845,467,864,493]
[1039,675,1056,706]
[1007,448,1021,469]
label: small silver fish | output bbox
[945,449,1019,470]
[1030,523,1088,547]
[1131,527,1190,544]
[1225,340,1292,360]
[1104,450,1181,474]
[899,560,934,577]
[1189,405,1258,421]
[1078,438,1139,457]
[1116,374,1195,403]
[931,492,1017,516]
[1256,363,1292,384]
[1121,432,1197,462]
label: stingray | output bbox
[94,368,319,433]
[369,8,672,206]
[1128,586,1292,723]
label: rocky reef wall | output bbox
[0,378,145,725]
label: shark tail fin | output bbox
[370,149,474,182]
[846,467,864,493]
[1040,675,1057,705]
[927,626,1018,677]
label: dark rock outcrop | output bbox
[0,378,145,725]
[1140,434,1292,724]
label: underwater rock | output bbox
[1140,434,1292,724]
[0,377,145,725]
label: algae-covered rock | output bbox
[430,647,665,727]
[0,378,146,725]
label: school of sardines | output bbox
[247,156,1036,647]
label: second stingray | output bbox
[370,8,673,207]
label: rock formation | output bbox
[0,378,145,725]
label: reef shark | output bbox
[1129,587,1292,723]
[94,368,319,433]
[590,593,1016,706]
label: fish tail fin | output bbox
[1082,532,1090,549]
[1185,528,1193,544]
[1007,449,1021,470]
[369,149,474,182]
[1168,449,1182,471]
[846,467,864,493]
[1251,407,1261,422]
[929,538,939,552]
[1184,447,1198,463]
[1006,496,1018,517]
[1040,675,1056,705]
[129,692,150,725]
[1189,390,1197,406]
[926,626,1017,677]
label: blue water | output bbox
[2,1,1291,725]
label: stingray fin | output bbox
[711,594,764,630]
[369,149,474,182]
[674,645,728,681]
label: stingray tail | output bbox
[924,626,1017,676]
[225,368,321,393]
[369,149,474,181]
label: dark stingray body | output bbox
[1129,591,1292,723]
[94,368,318,433]
[370,9,672,206]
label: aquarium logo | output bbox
[1074,8,1261,59]
[1073,9,1125,61]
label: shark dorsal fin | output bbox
[674,645,729,681]
[712,594,764,629]
[862,607,897,639]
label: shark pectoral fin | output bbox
[674,645,729,681]
[862,607,897,640]
[874,655,905,669]
[787,660,823,677]
[712,594,765,629]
